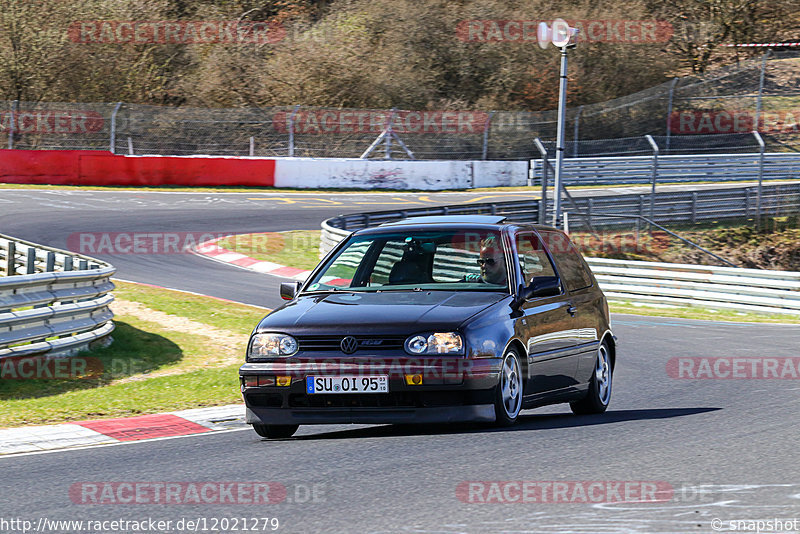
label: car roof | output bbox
[380,215,507,226]
[351,216,561,236]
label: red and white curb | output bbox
[191,237,311,281]
[0,404,246,456]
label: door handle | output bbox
[567,305,577,316]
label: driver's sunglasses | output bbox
[476,257,498,266]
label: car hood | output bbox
[257,291,508,334]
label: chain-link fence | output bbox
[1,50,798,159]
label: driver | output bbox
[464,238,507,285]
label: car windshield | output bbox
[305,229,509,292]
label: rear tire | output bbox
[252,424,299,439]
[570,340,612,415]
[494,349,523,426]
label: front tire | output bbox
[570,340,612,415]
[494,349,523,426]
[252,424,299,439]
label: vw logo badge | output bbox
[340,336,358,354]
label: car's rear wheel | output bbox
[494,349,523,426]
[570,340,612,415]
[252,424,299,439]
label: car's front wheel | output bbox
[252,424,299,439]
[494,349,523,426]
[570,340,612,415]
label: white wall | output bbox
[273,158,527,190]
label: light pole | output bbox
[538,19,578,228]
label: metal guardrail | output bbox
[324,183,800,237]
[319,190,800,315]
[530,153,800,186]
[588,258,800,315]
[0,233,116,360]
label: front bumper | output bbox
[239,357,502,425]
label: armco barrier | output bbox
[530,153,800,186]
[0,233,116,359]
[319,207,800,315]
[0,149,276,187]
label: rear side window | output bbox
[538,230,593,292]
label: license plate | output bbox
[306,375,389,394]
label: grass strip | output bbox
[0,281,268,427]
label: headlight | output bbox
[249,333,298,359]
[405,332,463,355]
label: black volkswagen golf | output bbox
[239,215,615,438]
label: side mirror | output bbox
[530,276,562,298]
[511,276,561,308]
[280,281,301,300]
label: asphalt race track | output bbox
[2,189,800,533]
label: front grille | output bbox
[295,335,405,352]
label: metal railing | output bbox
[323,183,800,239]
[531,151,800,186]
[0,234,115,359]
[587,258,800,315]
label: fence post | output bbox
[288,105,300,157]
[587,198,593,228]
[249,136,254,156]
[46,252,55,272]
[127,137,134,155]
[664,77,678,152]
[645,135,659,220]
[6,241,15,276]
[755,51,770,131]
[26,247,36,274]
[482,111,495,160]
[534,138,549,225]
[385,108,397,160]
[573,105,583,157]
[691,192,698,224]
[109,102,122,153]
[8,100,18,149]
[752,131,765,230]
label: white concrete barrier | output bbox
[274,158,527,190]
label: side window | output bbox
[515,232,556,285]
[539,230,593,292]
